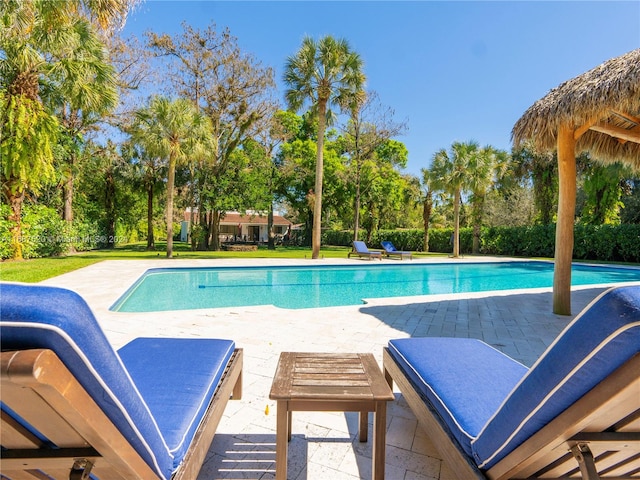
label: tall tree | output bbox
[359,140,409,239]
[147,23,276,250]
[511,143,558,225]
[0,0,133,259]
[45,20,119,226]
[121,140,166,250]
[342,91,406,242]
[130,96,212,258]
[421,167,436,252]
[467,146,507,253]
[283,35,365,259]
[580,161,629,225]
[430,141,479,258]
[621,179,640,224]
[253,110,298,250]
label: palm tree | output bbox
[130,96,212,258]
[0,0,131,259]
[47,21,119,225]
[283,35,365,259]
[511,143,558,225]
[420,167,436,252]
[430,141,479,258]
[467,146,507,253]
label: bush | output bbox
[323,227,472,254]
[0,204,14,259]
[21,205,68,258]
[0,204,103,259]
[71,220,101,251]
[323,224,640,262]
[574,224,640,262]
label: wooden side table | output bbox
[269,352,395,480]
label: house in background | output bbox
[182,210,291,243]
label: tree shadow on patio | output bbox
[360,287,608,366]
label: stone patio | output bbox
[39,257,621,480]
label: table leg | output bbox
[288,410,292,441]
[276,401,288,480]
[359,411,368,442]
[372,401,387,480]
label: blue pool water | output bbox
[110,261,640,312]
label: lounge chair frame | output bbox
[380,241,412,260]
[383,348,640,480]
[348,241,382,260]
[1,347,243,480]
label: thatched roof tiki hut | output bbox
[512,48,640,315]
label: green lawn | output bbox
[0,242,438,283]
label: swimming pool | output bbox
[110,261,640,312]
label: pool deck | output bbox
[38,256,639,480]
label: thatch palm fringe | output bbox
[512,48,640,168]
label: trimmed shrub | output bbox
[323,224,639,262]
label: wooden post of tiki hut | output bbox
[512,48,640,315]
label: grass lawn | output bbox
[0,242,438,283]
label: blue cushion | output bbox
[0,283,172,478]
[387,337,527,457]
[118,337,235,471]
[381,241,396,252]
[472,285,640,469]
[0,283,239,479]
[353,240,369,253]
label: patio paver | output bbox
[38,257,624,479]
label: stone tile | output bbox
[385,444,441,479]
[386,415,417,451]
[38,258,613,479]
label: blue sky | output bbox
[122,1,640,176]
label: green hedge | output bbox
[323,224,640,263]
[480,225,556,257]
[323,228,472,254]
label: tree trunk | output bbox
[166,157,176,258]
[422,193,432,252]
[553,123,577,315]
[6,186,25,260]
[210,210,221,251]
[312,100,327,259]
[472,196,483,254]
[146,182,155,250]
[197,206,207,250]
[453,188,461,257]
[268,204,275,250]
[104,168,116,248]
[63,175,74,223]
[353,161,361,243]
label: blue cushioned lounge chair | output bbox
[348,240,383,260]
[383,285,640,479]
[380,241,412,260]
[0,283,243,480]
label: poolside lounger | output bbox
[348,240,383,260]
[0,283,243,480]
[383,285,640,479]
[380,241,412,260]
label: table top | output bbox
[269,352,394,402]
